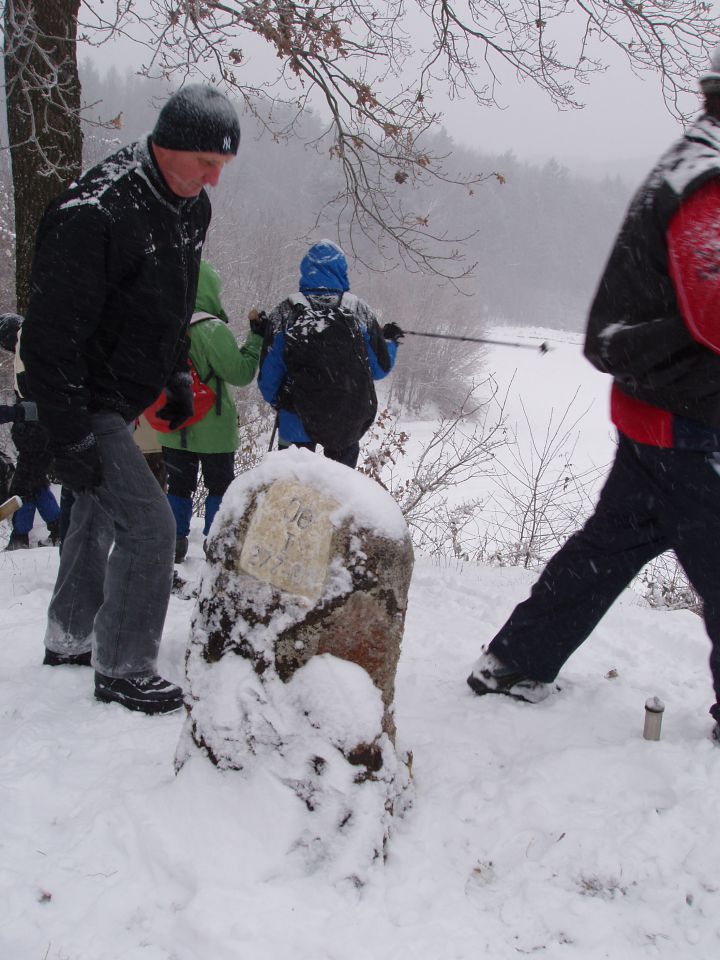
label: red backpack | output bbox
[144,314,219,433]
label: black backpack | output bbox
[281,295,377,449]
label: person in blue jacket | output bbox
[258,240,402,469]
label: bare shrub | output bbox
[636,553,703,616]
[482,389,607,567]
[360,380,509,558]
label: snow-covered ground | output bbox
[3,332,720,959]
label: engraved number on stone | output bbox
[249,544,273,567]
[247,532,298,574]
[286,497,313,529]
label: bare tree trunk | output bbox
[3,0,82,314]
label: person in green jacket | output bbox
[161,261,267,562]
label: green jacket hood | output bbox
[195,261,230,324]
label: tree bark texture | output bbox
[3,0,82,314]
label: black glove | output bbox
[14,400,38,423]
[0,313,22,353]
[52,436,102,494]
[155,371,194,431]
[275,378,294,411]
[248,309,270,339]
[382,322,404,345]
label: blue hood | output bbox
[299,240,349,293]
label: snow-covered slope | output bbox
[2,330,719,959]
[2,542,719,959]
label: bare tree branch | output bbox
[2,0,719,298]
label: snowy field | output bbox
[3,331,720,959]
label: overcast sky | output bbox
[81,11,697,183]
[441,61,684,179]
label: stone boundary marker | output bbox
[176,451,415,878]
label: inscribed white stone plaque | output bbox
[239,479,340,601]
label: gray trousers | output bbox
[45,411,176,678]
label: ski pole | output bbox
[268,412,279,452]
[402,329,550,353]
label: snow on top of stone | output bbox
[223,447,408,540]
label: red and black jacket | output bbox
[585,115,720,450]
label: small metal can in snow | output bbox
[643,696,665,741]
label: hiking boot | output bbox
[38,519,60,547]
[174,536,189,564]
[467,651,551,703]
[44,648,92,667]
[94,672,184,715]
[5,530,29,551]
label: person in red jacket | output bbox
[467,46,720,742]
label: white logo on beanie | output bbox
[223,135,231,152]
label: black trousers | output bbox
[489,435,720,714]
[278,440,360,469]
[162,447,235,499]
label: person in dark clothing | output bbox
[0,315,60,550]
[6,417,60,549]
[468,47,720,742]
[258,240,401,469]
[20,85,239,715]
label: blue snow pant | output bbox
[163,447,235,537]
[13,486,60,535]
[488,435,720,721]
[44,412,175,678]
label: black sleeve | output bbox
[365,314,391,374]
[20,201,109,451]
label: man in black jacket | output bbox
[20,85,239,714]
[467,47,720,741]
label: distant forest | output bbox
[0,63,638,412]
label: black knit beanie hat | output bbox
[700,44,720,97]
[152,85,240,155]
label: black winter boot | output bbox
[38,520,60,546]
[5,530,29,551]
[467,651,552,703]
[44,648,92,667]
[94,672,184,715]
[174,536,189,564]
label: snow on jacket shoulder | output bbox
[585,114,720,434]
[20,137,210,452]
[258,292,396,444]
